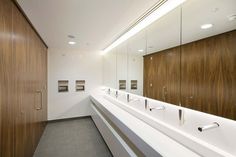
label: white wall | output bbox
[48,48,103,120]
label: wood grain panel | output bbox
[153,52,167,101]
[143,55,155,98]
[144,30,236,120]
[12,4,29,157]
[203,31,236,119]
[0,0,14,156]
[181,40,205,111]
[0,0,48,156]
[165,47,180,105]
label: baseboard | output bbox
[48,116,91,123]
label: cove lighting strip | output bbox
[101,0,186,55]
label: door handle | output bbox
[36,90,43,110]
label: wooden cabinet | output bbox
[0,0,48,157]
[144,30,236,120]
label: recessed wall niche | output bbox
[76,80,85,91]
[119,80,126,90]
[131,80,137,90]
[58,80,69,92]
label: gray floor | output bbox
[34,117,113,157]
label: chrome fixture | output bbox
[149,106,165,111]
[115,91,118,98]
[178,109,185,125]
[127,94,130,102]
[107,88,111,95]
[198,122,220,132]
[179,109,183,121]
[145,99,148,110]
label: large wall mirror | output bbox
[103,0,236,120]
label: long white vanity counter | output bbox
[90,89,200,157]
[90,87,236,157]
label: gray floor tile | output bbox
[33,118,113,157]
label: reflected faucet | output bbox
[107,88,111,95]
[149,106,165,111]
[127,94,130,102]
[115,91,118,98]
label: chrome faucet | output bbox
[145,99,148,110]
[149,106,165,111]
[198,122,219,132]
[127,94,130,102]
[107,88,111,95]
[115,91,118,98]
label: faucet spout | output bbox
[149,106,165,111]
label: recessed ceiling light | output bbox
[228,14,236,21]
[138,49,144,52]
[201,23,213,29]
[68,35,75,39]
[68,41,76,45]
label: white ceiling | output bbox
[17,0,160,53]
[124,0,236,55]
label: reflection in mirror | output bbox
[181,0,236,120]
[144,6,181,105]
[116,42,128,91]
[127,30,146,95]
[103,48,117,89]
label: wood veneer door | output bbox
[153,52,167,101]
[181,40,205,111]
[143,55,155,98]
[203,31,236,119]
[0,0,14,157]
[12,4,29,157]
[165,48,180,105]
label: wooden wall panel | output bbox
[12,4,29,157]
[144,30,236,120]
[0,0,14,157]
[143,55,155,98]
[165,48,180,105]
[203,31,236,119]
[0,0,48,157]
[181,40,205,111]
[153,52,167,101]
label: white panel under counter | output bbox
[90,88,200,157]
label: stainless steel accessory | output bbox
[36,90,43,110]
[145,99,148,110]
[198,122,220,132]
[149,106,165,111]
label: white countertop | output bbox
[91,93,201,157]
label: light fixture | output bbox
[68,41,76,45]
[228,14,236,21]
[101,0,186,55]
[201,23,213,29]
[138,49,144,52]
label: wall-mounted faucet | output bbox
[145,99,148,110]
[198,122,220,132]
[115,91,118,98]
[127,94,130,102]
[107,88,111,95]
[149,106,165,111]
